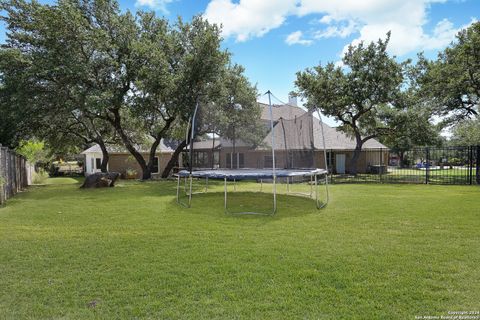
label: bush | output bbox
[32,169,49,184]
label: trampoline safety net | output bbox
[177,91,329,214]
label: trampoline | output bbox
[176,168,328,214]
[176,90,329,215]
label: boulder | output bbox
[80,172,120,189]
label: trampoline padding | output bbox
[177,169,327,180]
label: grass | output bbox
[0,178,479,319]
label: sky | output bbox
[1,0,478,125]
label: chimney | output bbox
[288,95,298,106]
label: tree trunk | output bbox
[349,133,363,175]
[161,140,187,178]
[97,139,109,173]
[399,151,405,168]
[108,109,149,179]
[146,136,162,179]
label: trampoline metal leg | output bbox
[310,175,313,197]
[224,177,227,210]
[260,179,263,192]
[273,175,277,214]
[176,175,191,208]
[188,175,193,207]
[176,175,180,203]
[286,177,290,193]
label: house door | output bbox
[336,154,346,174]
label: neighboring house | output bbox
[190,103,389,174]
[81,140,177,178]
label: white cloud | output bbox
[285,31,313,46]
[203,0,467,56]
[297,0,460,56]
[314,20,356,39]
[204,0,296,42]
[135,0,173,14]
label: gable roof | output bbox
[260,102,387,149]
[194,103,387,151]
[81,139,177,154]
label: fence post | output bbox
[475,146,480,185]
[0,144,4,206]
[425,147,430,184]
[379,148,383,183]
[469,146,473,185]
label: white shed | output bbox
[81,145,108,175]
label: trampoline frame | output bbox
[176,168,328,215]
[176,90,330,215]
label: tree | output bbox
[1,0,118,170]
[417,22,480,122]
[0,43,34,148]
[16,139,51,164]
[380,107,442,166]
[295,34,404,174]
[160,64,260,177]
[450,116,480,146]
[1,0,233,179]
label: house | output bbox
[190,103,389,174]
[81,140,177,178]
[81,103,389,177]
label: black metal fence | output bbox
[330,146,480,185]
[0,144,32,205]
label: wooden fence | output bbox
[0,144,33,206]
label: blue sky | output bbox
[1,0,478,109]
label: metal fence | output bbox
[330,146,480,185]
[0,144,32,206]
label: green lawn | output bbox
[1,178,479,319]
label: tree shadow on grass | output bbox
[172,191,324,222]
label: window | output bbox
[95,158,102,170]
[264,155,273,168]
[152,157,159,173]
[226,152,244,169]
[213,151,220,168]
[238,153,244,168]
[326,152,335,167]
[194,152,209,168]
[226,153,231,168]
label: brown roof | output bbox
[81,139,177,154]
[260,103,387,150]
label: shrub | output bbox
[125,168,137,179]
[32,169,49,184]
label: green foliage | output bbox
[417,22,480,122]
[31,169,49,185]
[295,33,405,173]
[197,64,261,145]
[380,103,443,154]
[1,0,251,179]
[450,116,480,146]
[15,140,51,164]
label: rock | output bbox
[80,172,120,189]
